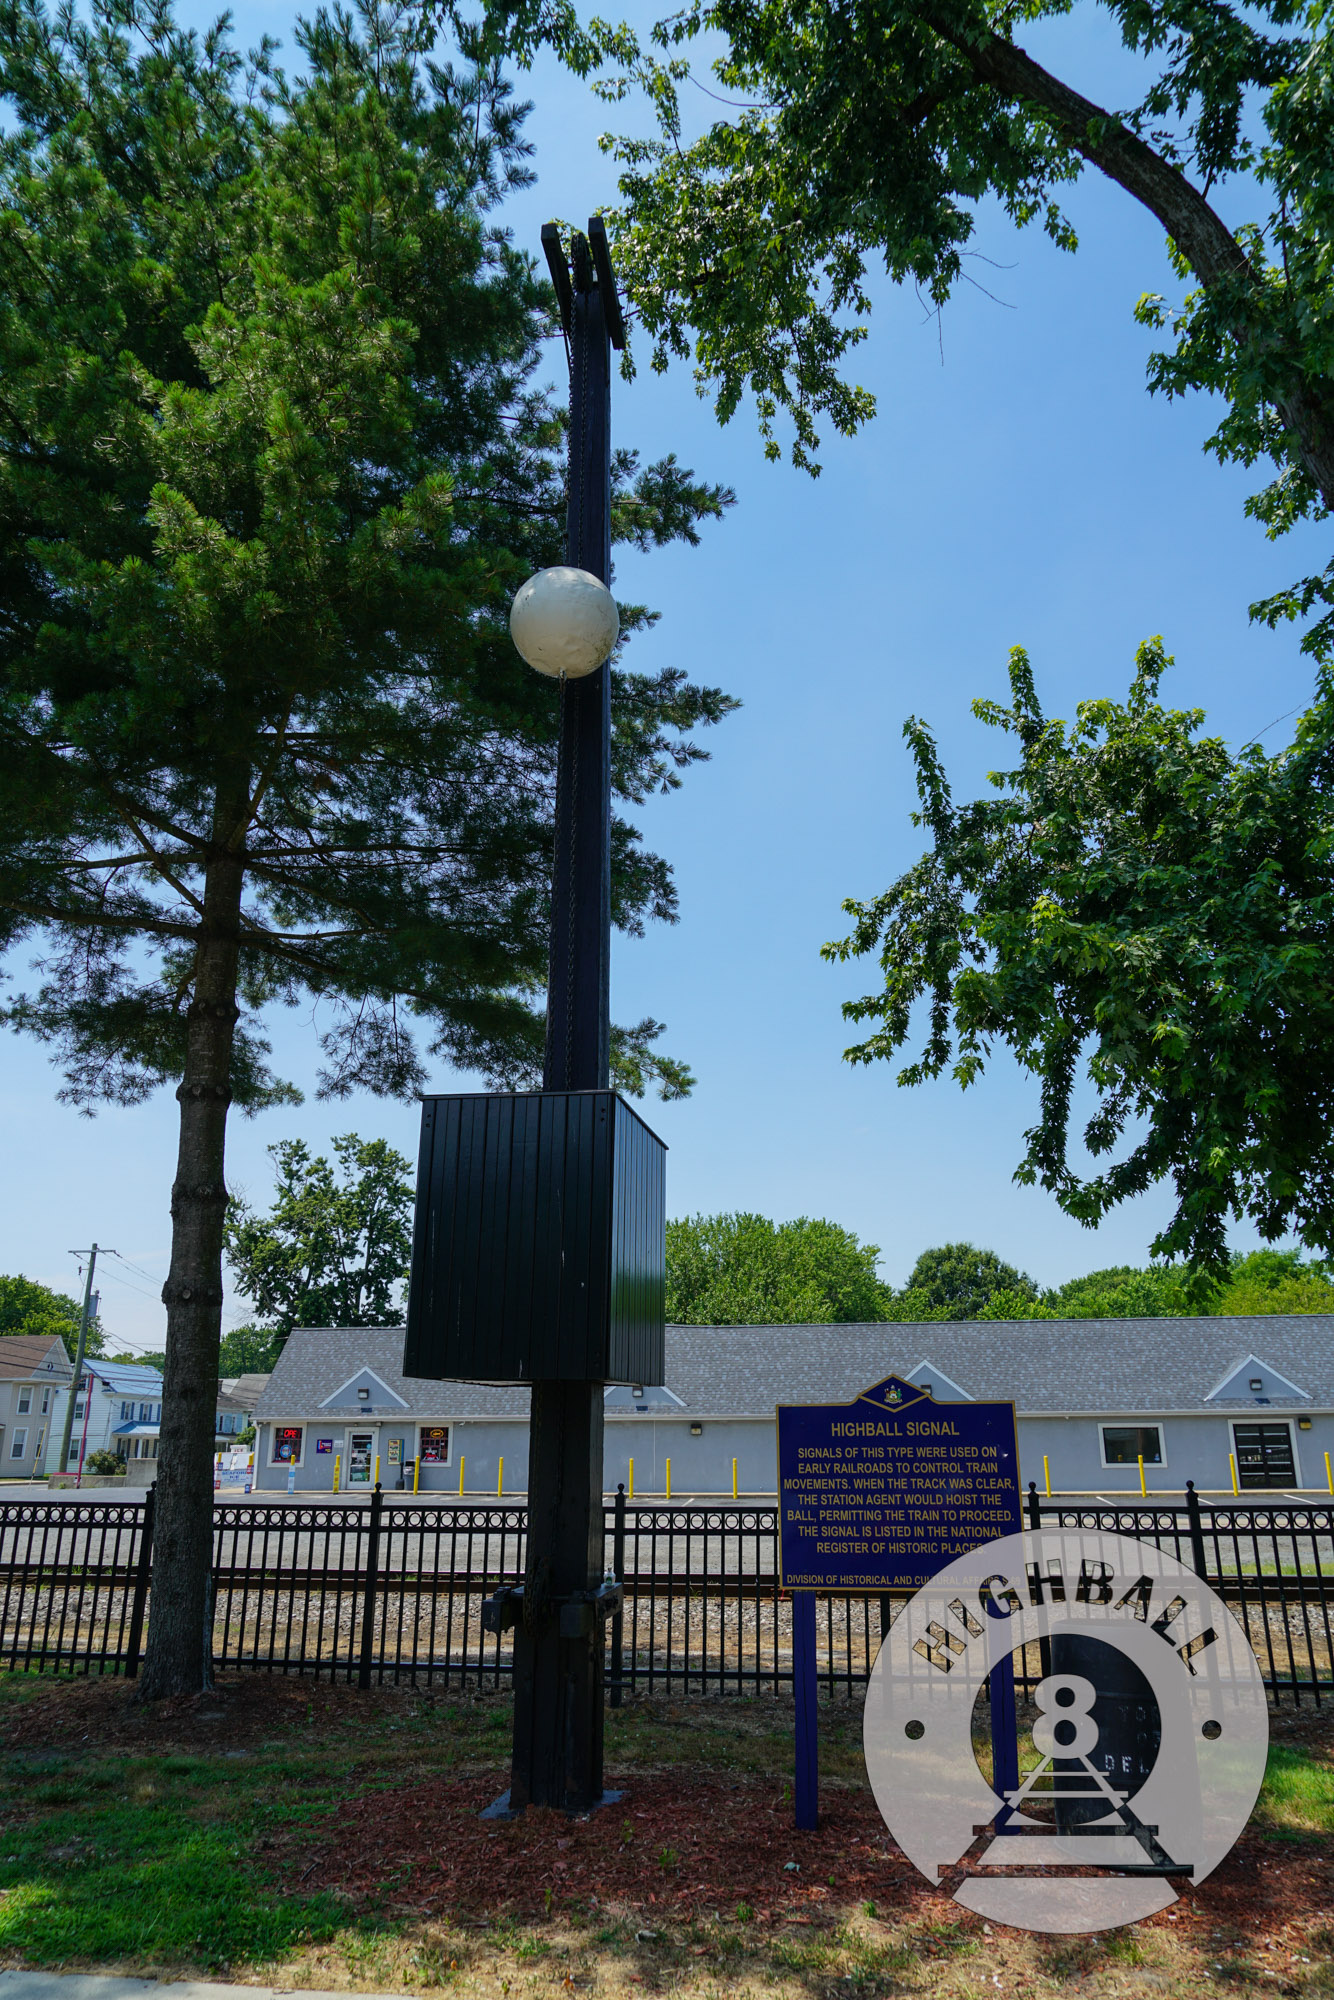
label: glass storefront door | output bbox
[347,1429,376,1485]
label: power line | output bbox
[98,1249,250,1326]
[1239,703,1305,751]
[105,1250,163,1287]
[95,1266,161,1304]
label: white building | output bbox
[251,1315,1334,1498]
[47,1360,165,1480]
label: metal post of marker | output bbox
[988,1650,1020,1825]
[793,1591,819,1829]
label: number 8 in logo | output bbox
[1031,1674,1099,1759]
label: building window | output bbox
[121,1401,131,1421]
[10,1429,27,1459]
[40,1388,49,1415]
[1101,1425,1163,1466]
[419,1426,450,1465]
[34,1427,45,1461]
[272,1426,303,1466]
[73,1400,84,1421]
[16,1388,31,1415]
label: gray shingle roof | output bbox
[254,1314,1334,1420]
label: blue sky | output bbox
[2,2,1324,1347]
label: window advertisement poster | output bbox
[316,1437,333,1455]
[420,1426,449,1464]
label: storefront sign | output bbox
[777,1375,1021,1591]
[316,1437,333,1454]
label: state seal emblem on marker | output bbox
[863,1528,1269,1933]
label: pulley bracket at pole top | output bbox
[541,219,626,350]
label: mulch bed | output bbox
[292,1771,1334,1950]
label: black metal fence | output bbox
[1,1483,1330,1701]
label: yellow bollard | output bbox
[628,1457,634,1499]
[374,1453,380,1488]
[333,1453,341,1494]
[498,1455,504,1497]
[1326,1450,1332,1496]
[413,1453,420,1495]
[666,1457,672,1500]
[732,1456,738,1500]
[459,1454,465,1497]
[1043,1454,1051,1498]
[1229,1451,1239,1496]
[1138,1454,1147,1497]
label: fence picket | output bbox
[0,1490,1329,1701]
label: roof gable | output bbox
[1203,1352,1312,1404]
[319,1366,408,1412]
[905,1358,972,1402]
[604,1384,686,1411]
[0,1334,72,1380]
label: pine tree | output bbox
[0,0,734,1694]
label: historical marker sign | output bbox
[777,1375,1022,1590]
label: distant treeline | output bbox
[664,1218,1334,1326]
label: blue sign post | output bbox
[776,1375,1021,1827]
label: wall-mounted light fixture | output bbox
[689,1422,703,1437]
[1249,1378,1264,1392]
[1299,1417,1313,1430]
[357,1387,371,1403]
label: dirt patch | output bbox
[0,1671,431,1755]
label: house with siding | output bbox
[47,1360,165,1482]
[250,1315,1334,1497]
[0,1334,72,1480]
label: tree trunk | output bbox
[137,789,246,1699]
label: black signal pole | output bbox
[508,220,626,1813]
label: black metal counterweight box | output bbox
[403,1089,666,1386]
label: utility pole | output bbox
[58,1246,111,1480]
[507,220,625,1814]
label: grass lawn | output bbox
[0,1672,1332,1999]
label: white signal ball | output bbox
[509,566,619,679]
